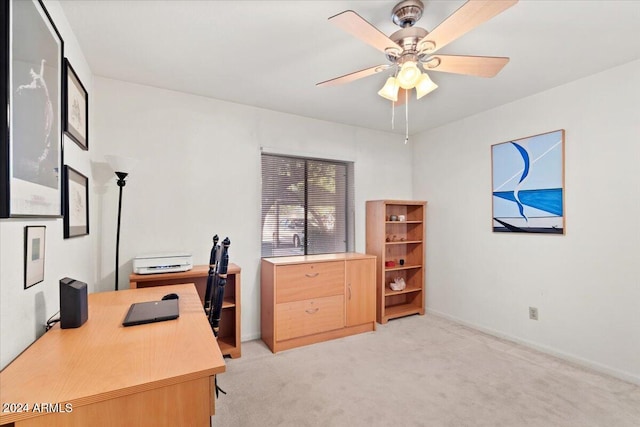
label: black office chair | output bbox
[204,235,220,314]
[204,235,231,397]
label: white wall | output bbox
[92,77,413,341]
[0,0,95,369]
[412,59,640,383]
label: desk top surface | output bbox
[262,252,376,265]
[129,262,241,281]
[0,284,225,424]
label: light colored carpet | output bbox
[214,314,640,426]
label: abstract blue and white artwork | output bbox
[492,130,565,234]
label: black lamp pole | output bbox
[114,171,128,291]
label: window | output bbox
[261,153,354,257]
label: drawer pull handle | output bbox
[305,273,320,278]
[348,284,352,300]
[305,308,319,314]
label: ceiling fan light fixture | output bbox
[415,72,438,99]
[378,77,400,101]
[397,60,421,89]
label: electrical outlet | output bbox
[529,307,538,320]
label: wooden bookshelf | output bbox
[366,200,426,324]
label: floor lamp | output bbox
[105,155,138,291]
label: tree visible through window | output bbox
[261,153,353,257]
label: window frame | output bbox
[261,152,353,258]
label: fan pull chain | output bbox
[392,67,398,131]
[404,91,409,144]
[391,98,395,130]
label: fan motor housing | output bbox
[392,0,424,27]
[387,26,429,62]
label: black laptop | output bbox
[122,299,179,327]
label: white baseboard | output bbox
[427,308,640,386]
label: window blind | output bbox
[261,153,352,257]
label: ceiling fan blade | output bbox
[423,55,509,77]
[418,0,518,54]
[317,64,390,87]
[329,10,403,56]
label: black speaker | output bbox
[60,277,88,329]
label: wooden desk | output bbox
[129,264,241,358]
[0,284,225,427]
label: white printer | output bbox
[133,252,193,275]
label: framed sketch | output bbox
[63,165,89,238]
[0,0,64,218]
[24,225,46,288]
[491,129,565,234]
[63,58,88,150]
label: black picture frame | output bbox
[0,0,64,218]
[63,58,88,150]
[63,165,89,238]
[24,225,46,289]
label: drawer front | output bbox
[276,261,344,303]
[276,295,344,341]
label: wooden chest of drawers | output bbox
[261,253,376,353]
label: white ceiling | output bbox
[59,0,640,135]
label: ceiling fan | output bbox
[317,0,518,103]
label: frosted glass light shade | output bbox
[377,77,400,101]
[105,155,138,174]
[397,61,421,89]
[415,72,438,99]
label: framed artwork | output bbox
[63,58,88,150]
[491,129,565,234]
[63,165,89,238]
[0,0,64,218]
[24,225,46,289]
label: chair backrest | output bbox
[203,235,219,313]
[205,236,231,337]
